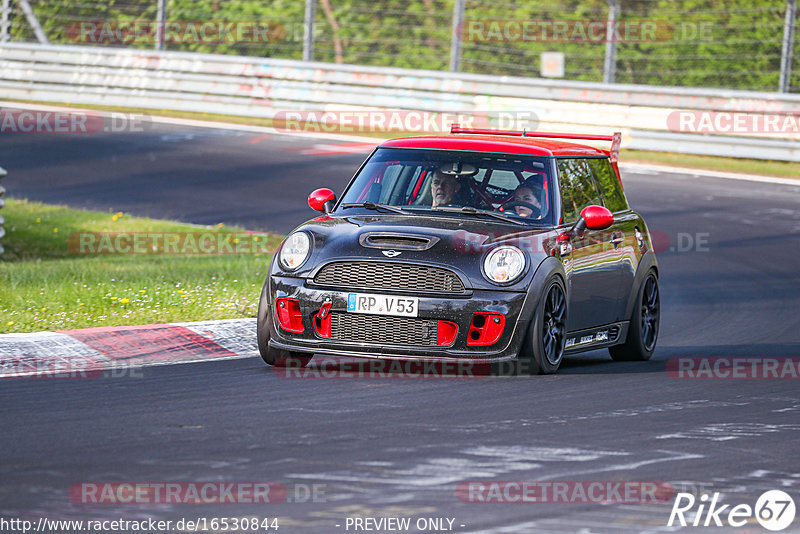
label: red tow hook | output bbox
[312,300,333,338]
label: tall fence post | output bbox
[303,0,316,61]
[603,0,619,84]
[155,0,166,51]
[0,166,6,255]
[449,0,465,72]
[17,0,46,44]
[780,0,797,93]
[1,0,10,43]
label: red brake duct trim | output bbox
[437,320,458,346]
[467,312,506,346]
[275,298,304,333]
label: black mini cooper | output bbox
[257,127,659,374]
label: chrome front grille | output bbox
[330,312,438,346]
[313,262,465,293]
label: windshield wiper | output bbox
[430,206,526,226]
[340,201,410,215]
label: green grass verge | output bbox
[0,198,284,334]
[7,99,798,179]
[620,149,799,180]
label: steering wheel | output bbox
[502,200,542,219]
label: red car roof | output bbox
[380,134,610,157]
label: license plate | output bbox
[347,293,418,317]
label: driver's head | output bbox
[431,170,461,208]
[513,185,542,217]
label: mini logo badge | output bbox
[382,250,402,257]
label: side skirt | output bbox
[564,322,629,354]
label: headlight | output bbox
[483,245,526,284]
[279,232,311,270]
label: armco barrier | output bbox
[0,43,798,161]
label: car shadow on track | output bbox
[262,344,798,379]
[558,350,664,375]
[264,352,666,378]
[558,343,800,376]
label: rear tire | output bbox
[256,283,312,368]
[519,276,567,375]
[609,270,659,361]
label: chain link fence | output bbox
[1,0,797,93]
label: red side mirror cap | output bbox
[308,188,336,213]
[580,205,614,230]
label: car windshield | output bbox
[336,147,554,224]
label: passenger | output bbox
[511,179,544,218]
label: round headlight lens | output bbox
[483,246,526,284]
[279,232,311,270]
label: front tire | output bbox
[256,282,312,368]
[609,270,659,361]
[519,276,567,375]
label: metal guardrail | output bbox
[1,42,799,162]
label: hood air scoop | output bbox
[359,233,439,251]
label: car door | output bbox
[556,157,625,332]
[586,157,639,323]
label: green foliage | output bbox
[11,0,797,91]
[615,0,788,90]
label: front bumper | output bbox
[267,275,530,362]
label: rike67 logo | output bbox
[669,490,796,531]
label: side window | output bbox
[556,158,602,224]
[588,158,628,213]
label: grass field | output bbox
[0,199,283,334]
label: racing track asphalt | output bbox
[2,120,800,533]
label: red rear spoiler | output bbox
[450,125,622,163]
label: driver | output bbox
[511,179,543,218]
[430,170,462,208]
